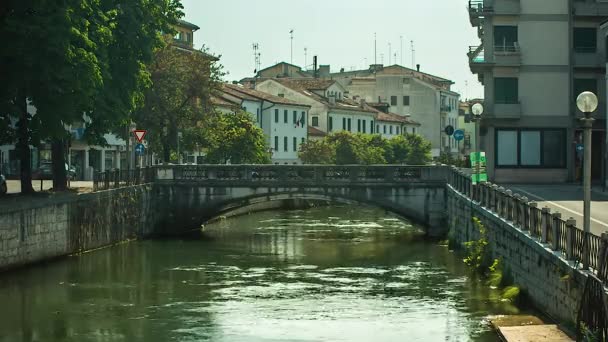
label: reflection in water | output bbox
[0,205,518,341]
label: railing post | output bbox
[513,194,521,226]
[505,190,513,221]
[540,207,551,242]
[522,197,538,232]
[550,212,562,246]
[566,218,577,260]
[491,184,499,212]
[521,196,529,230]
[527,200,537,232]
[104,170,110,190]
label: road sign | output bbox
[444,125,455,136]
[470,151,488,184]
[135,143,145,156]
[453,129,465,141]
[576,144,584,152]
[133,130,147,143]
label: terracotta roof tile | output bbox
[221,83,310,107]
[308,126,327,136]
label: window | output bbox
[357,119,361,132]
[391,96,397,106]
[494,26,518,51]
[413,127,416,134]
[347,118,352,131]
[371,120,374,134]
[256,108,260,123]
[293,137,297,152]
[396,126,400,135]
[275,109,279,123]
[284,136,288,152]
[403,96,410,106]
[329,117,333,131]
[302,137,305,144]
[342,118,346,130]
[574,78,597,98]
[574,27,597,53]
[284,110,288,123]
[312,116,319,127]
[376,125,380,133]
[186,32,192,43]
[390,126,393,134]
[383,125,387,134]
[496,129,566,168]
[494,77,518,104]
[274,136,279,151]
[293,111,297,124]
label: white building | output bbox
[329,64,460,157]
[216,83,311,164]
[255,79,378,135]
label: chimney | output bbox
[416,64,420,72]
[313,56,318,78]
[319,65,330,78]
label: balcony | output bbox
[468,0,493,27]
[468,45,492,74]
[440,105,453,113]
[494,43,521,65]
[573,0,608,16]
[491,103,522,119]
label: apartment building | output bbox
[215,83,311,164]
[468,0,608,183]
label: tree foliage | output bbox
[133,38,223,162]
[203,111,270,164]
[299,131,432,165]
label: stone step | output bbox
[490,315,573,342]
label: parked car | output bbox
[33,162,77,180]
[0,173,6,195]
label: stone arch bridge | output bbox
[150,165,450,236]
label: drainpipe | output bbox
[568,0,575,182]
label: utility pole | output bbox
[253,43,260,74]
[304,47,307,70]
[374,33,377,66]
[388,43,391,65]
[400,36,403,65]
[411,40,415,69]
[290,29,294,64]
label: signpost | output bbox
[470,151,487,184]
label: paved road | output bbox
[5,180,93,194]
[505,184,608,236]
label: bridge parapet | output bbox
[155,164,449,186]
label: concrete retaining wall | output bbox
[447,185,585,324]
[0,185,159,271]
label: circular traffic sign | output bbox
[576,144,584,152]
[135,143,146,156]
[444,125,455,136]
[453,129,465,141]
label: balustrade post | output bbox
[491,184,499,212]
[527,200,536,232]
[565,218,577,260]
[540,207,551,241]
[513,194,521,226]
[505,190,513,221]
[550,212,562,246]
[104,170,110,190]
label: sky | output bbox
[181,0,484,100]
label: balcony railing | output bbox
[468,45,486,63]
[494,42,520,54]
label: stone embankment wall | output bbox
[0,185,159,271]
[447,185,585,324]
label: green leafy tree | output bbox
[403,133,432,165]
[387,135,410,164]
[298,139,335,164]
[134,38,223,163]
[203,111,270,164]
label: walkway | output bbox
[5,180,93,194]
[505,184,608,236]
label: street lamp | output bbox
[471,103,484,202]
[576,91,598,270]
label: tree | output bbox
[203,111,270,164]
[134,38,223,163]
[387,135,410,164]
[298,139,335,164]
[403,133,432,165]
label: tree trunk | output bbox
[16,92,34,194]
[51,138,67,191]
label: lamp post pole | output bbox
[576,91,598,270]
[471,103,484,202]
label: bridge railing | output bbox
[93,167,155,191]
[154,164,449,184]
[449,167,608,284]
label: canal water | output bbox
[0,205,523,342]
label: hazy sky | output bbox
[181,0,484,99]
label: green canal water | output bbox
[0,205,526,342]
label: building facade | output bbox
[468,0,608,183]
[216,84,311,164]
[329,64,460,157]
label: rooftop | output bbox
[176,19,200,31]
[222,83,310,107]
[308,126,327,137]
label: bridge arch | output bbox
[156,181,447,236]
